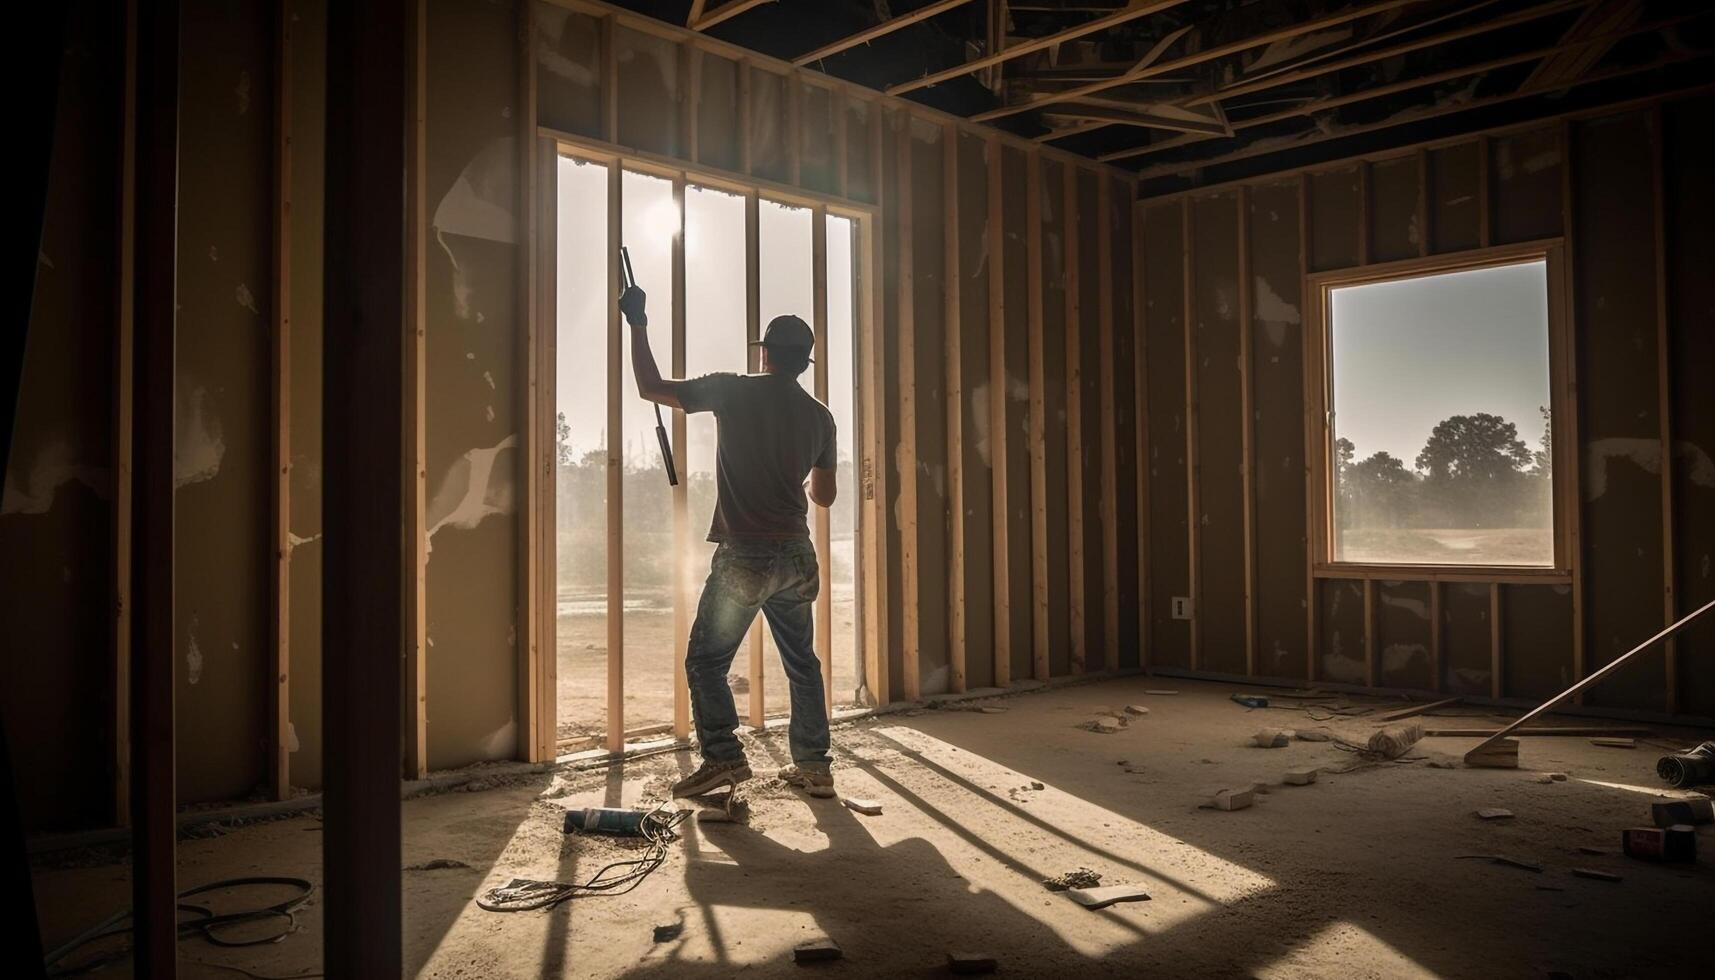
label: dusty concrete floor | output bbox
[32,676,1713,978]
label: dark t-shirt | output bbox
[678,372,836,541]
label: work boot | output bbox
[777,764,835,799]
[671,759,752,798]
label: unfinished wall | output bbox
[1138,95,1715,718]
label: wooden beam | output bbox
[794,0,977,67]
[898,119,922,700]
[1133,197,1150,668]
[1363,578,1376,687]
[745,189,765,724]
[1182,197,1199,670]
[1237,187,1256,678]
[269,0,293,801]
[1652,104,1676,714]
[687,0,708,29]
[113,0,138,827]
[1098,177,1120,667]
[322,0,409,970]
[945,122,967,693]
[673,173,691,740]
[1026,150,1049,683]
[1065,164,1085,674]
[975,0,1416,122]
[1429,579,1442,692]
[813,205,834,712]
[608,165,625,752]
[516,0,542,763]
[130,0,179,971]
[1489,582,1503,700]
[692,0,775,33]
[404,0,429,781]
[1478,136,1493,248]
[988,134,1011,688]
[1299,173,1316,681]
[600,14,617,144]
[537,138,559,759]
[1555,126,1583,700]
[888,0,1194,96]
[861,108,888,706]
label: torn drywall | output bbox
[425,433,518,554]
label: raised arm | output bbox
[621,285,684,409]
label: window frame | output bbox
[1304,240,1574,583]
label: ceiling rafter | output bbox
[887,0,1196,96]
[690,0,776,33]
[794,0,980,67]
[1104,8,1706,164]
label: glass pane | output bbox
[758,200,814,718]
[620,169,678,732]
[555,157,609,744]
[825,214,860,707]
[684,184,750,707]
[1329,260,1553,566]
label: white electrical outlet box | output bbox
[1171,596,1192,620]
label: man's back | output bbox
[679,372,835,541]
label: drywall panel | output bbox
[1502,584,1574,702]
[0,0,122,830]
[1248,179,1308,680]
[1191,192,1245,676]
[695,50,742,173]
[844,98,874,204]
[1077,169,1104,670]
[1665,95,1715,718]
[535,3,603,139]
[1000,145,1033,681]
[799,82,836,195]
[614,24,678,157]
[1141,201,1189,668]
[1308,166,1361,272]
[174,0,274,802]
[287,0,327,790]
[880,109,904,697]
[956,130,994,688]
[909,117,951,691]
[1491,126,1562,244]
[1428,142,1481,254]
[1110,176,1140,668]
[1376,581,1432,691]
[748,67,789,184]
[1441,583,1492,696]
[1368,155,1422,263]
[424,0,521,767]
[1318,579,1366,684]
[1040,158,1072,676]
[1573,111,1664,713]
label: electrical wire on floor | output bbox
[478,801,690,913]
[43,876,316,978]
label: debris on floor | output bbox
[1457,854,1542,873]
[1656,740,1715,787]
[1538,772,1569,783]
[842,797,883,816]
[1231,694,1269,708]
[1464,737,1520,769]
[1366,723,1425,760]
[1252,729,1290,748]
[1623,825,1697,862]
[1283,767,1319,786]
[404,858,472,871]
[653,922,683,943]
[793,937,843,963]
[1296,730,1332,742]
[1085,716,1126,734]
[1649,798,1713,826]
[1124,704,1150,715]
[1042,868,1103,892]
[1144,689,1179,696]
[1476,808,1515,820]
[947,951,999,974]
[1206,788,1255,811]
[1590,737,1636,749]
[1065,883,1152,910]
[1571,868,1622,883]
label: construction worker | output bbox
[621,282,838,799]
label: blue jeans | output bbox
[685,538,830,769]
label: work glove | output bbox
[619,285,648,328]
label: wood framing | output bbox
[607,164,625,752]
[1236,186,1256,677]
[1299,173,1316,681]
[1026,151,1049,683]
[269,0,293,801]
[1490,583,1503,699]
[1132,197,1150,668]
[861,106,888,706]
[897,118,922,701]
[403,0,429,780]
[794,0,976,67]
[1097,178,1119,665]
[945,121,967,693]
[672,173,692,740]
[113,0,138,827]
[1429,580,1442,692]
[1558,118,1584,701]
[813,205,834,711]
[537,140,559,757]
[516,0,545,764]
[1065,162,1085,674]
[987,133,1011,688]
[1182,197,1199,669]
[1363,578,1376,687]
[745,188,765,727]
[1651,104,1677,714]
[691,0,774,33]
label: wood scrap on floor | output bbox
[1463,738,1520,769]
[793,938,843,963]
[1066,884,1152,909]
[1424,727,1651,738]
[1591,737,1637,749]
[1371,697,1462,724]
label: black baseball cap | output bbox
[750,314,814,362]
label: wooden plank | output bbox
[1299,173,1316,681]
[1356,162,1371,265]
[673,172,691,740]
[1098,177,1120,666]
[114,0,138,826]
[1236,187,1255,677]
[1433,726,1653,738]
[1065,164,1085,674]
[1182,197,1199,670]
[691,0,775,33]
[813,205,834,712]
[1558,122,1582,700]
[608,165,625,752]
[1132,196,1150,667]
[600,14,617,143]
[888,0,1193,96]
[323,0,409,969]
[746,189,765,724]
[1490,583,1503,700]
[403,0,429,780]
[1416,147,1430,258]
[898,120,922,700]
[130,0,179,969]
[945,123,966,693]
[1429,580,1442,692]
[1026,151,1049,682]
[1372,697,1460,724]
[516,0,541,763]
[987,134,1011,688]
[1363,579,1376,687]
[1651,105,1676,715]
[538,139,559,758]
[861,108,887,706]
[270,0,294,800]
[794,0,976,67]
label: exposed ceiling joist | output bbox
[971,0,1423,122]
[794,0,979,67]
[1104,9,1704,164]
[1045,101,1231,135]
[690,0,775,33]
[1526,0,1640,87]
[887,0,1195,96]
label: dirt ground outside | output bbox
[31,677,1711,978]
